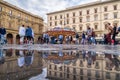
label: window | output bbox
[50,16,52,20]
[50,22,52,26]
[54,65,57,70]
[59,66,62,71]
[73,75,76,80]
[66,13,69,18]
[94,8,97,13]
[80,76,83,80]
[113,5,117,10]
[86,16,90,22]
[73,68,76,74]
[55,16,57,20]
[79,11,82,16]
[104,14,108,20]
[115,73,120,80]
[67,19,69,24]
[79,17,82,22]
[80,69,83,75]
[114,12,117,18]
[95,61,99,69]
[80,60,83,67]
[67,74,69,78]
[79,27,82,31]
[95,71,100,78]
[54,72,57,76]
[49,71,51,75]
[60,73,62,77]
[87,70,91,76]
[55,21,57,26]
[60,21,62,25]
[94,15,98,21]
[60,15,62,19]
[49,65,51,69]
[67,67,70,73]
[73,18,76,23]
[106,72,110,79]
[104,7,107,12]
[95,25,98,30]
[73,12,75,17]
[87,10,89,14]
[73,26,76,31]
[0,6,2,11]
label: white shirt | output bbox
[19,26,26,36]
[32,29,34,38]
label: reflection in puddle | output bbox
[0,48,120,80]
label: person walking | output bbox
[105,23,113,45]
[112,23,118,45]
[19,25,26,44]
[81,31,86,45]
[75,33,79,44]
[25,26,32,44]
[0,25,6,45]
[86,26,92,44]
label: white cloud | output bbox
[3,0,99,22]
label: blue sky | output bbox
[4,0,100,22]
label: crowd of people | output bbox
[0,22,120,45]
[18,25,34,44]
[0,24,34,45]
[37,23,120,45]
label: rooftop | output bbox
[0,0,43,21]
[47,0,118,15]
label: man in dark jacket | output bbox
[0,25,6,44]
[112,23,118,45]
[25,26,32,43]
[0,25,6,35]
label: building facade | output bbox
[46,51,120,80]
[47,0,120,38]
[0,49,43,80]
[0,0,44,44]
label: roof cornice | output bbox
[0,0,43,21]
[47,0,119,15]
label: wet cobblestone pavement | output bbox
[0,44,120,80]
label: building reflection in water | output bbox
[0,49,43,80]
[0,48,120,80]
[44,50,120,80]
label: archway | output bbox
[16,34,20,44]
[7,33,13,44]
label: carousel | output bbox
[43,51,78,64]
[46,26,76,37]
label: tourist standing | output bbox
[75,33,79,44]
[81,31,86,45]
[45,33,49,44]
[91,28,96,45]
[112,23,118,45]
[58,35,63,44]
[25,26,32,44]
[19,25,26,44]
[86,26,92,44]
[105,23,113,45]
[0,25,6,44]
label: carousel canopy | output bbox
[46,26,76,36]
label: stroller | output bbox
[0,35,7,45]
